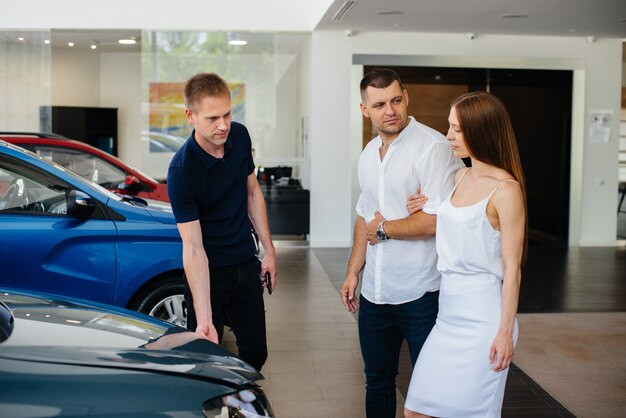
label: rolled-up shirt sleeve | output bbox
[417,142,464,216]
[356,192,367,219]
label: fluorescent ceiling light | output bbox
[228,40,248,46]
[501,14,529,19]
[377,10,404,16]
[118,38,137,45]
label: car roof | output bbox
[0,132,68,140]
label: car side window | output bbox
[0,161,68,215]
[35,146,126,189]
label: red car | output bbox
[0,132,169,202]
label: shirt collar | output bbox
[189,129,233,170]
[389,116,417,147]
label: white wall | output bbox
[99,52,142,169]
[50,49,144,169]
[308,31,623,247]
[51,48,100,106]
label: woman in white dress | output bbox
[404,91,527,418]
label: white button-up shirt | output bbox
[356,117,464,304]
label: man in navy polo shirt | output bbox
[167,73,277,371]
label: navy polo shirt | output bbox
[167,122,256,266]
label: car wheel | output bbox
[130,277,187,327]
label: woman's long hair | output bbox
[452,91,528,263]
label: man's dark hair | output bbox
[360,69,404,101]
[184,73,230,112]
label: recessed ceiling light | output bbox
[18,37,24,41]
[68,42,74,47]
[90,44,97,50]
[501,14,529,19]
[228,40,248,46]
[44,39,50,44]
[377,10,404,16]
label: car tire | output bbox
[129,276,187,328]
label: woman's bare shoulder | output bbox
[454,167,470,182]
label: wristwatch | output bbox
[376,221,389,241]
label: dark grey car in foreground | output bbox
[0,288,274,417]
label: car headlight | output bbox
[203,387,274,418]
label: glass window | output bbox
[0,31,51,131]
[139,31,310,187]
[0,158,67,215]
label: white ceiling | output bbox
[44,1,626,54]
[316,0,626,39]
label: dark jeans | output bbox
[185,258,268,371]
[359,291,439,418]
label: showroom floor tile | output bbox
[221,247,399,417]
[219,245,625,417]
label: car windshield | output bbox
[35,147,127,187]
[22,145,124,202]
[0,148,125,214]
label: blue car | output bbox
[0,140,186,326]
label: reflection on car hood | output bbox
[0,345,260,386]
[0,289,263,388]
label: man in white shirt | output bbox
[341,69,463,418]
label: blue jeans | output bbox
[359,291,439,418]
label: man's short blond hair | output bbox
[184,73,230,112]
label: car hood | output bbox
[140,197,177,224]
[110,195,177,224]
[0,289,263,388]
[0,344,261,387]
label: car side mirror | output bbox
[66,190,95,219]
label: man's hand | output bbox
[365,211,386,245]
[341,275,360,312]
[195,321,219,344]
[260,251,278,293]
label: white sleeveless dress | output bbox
[405,171,519,417]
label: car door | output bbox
[0,154,118,304]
